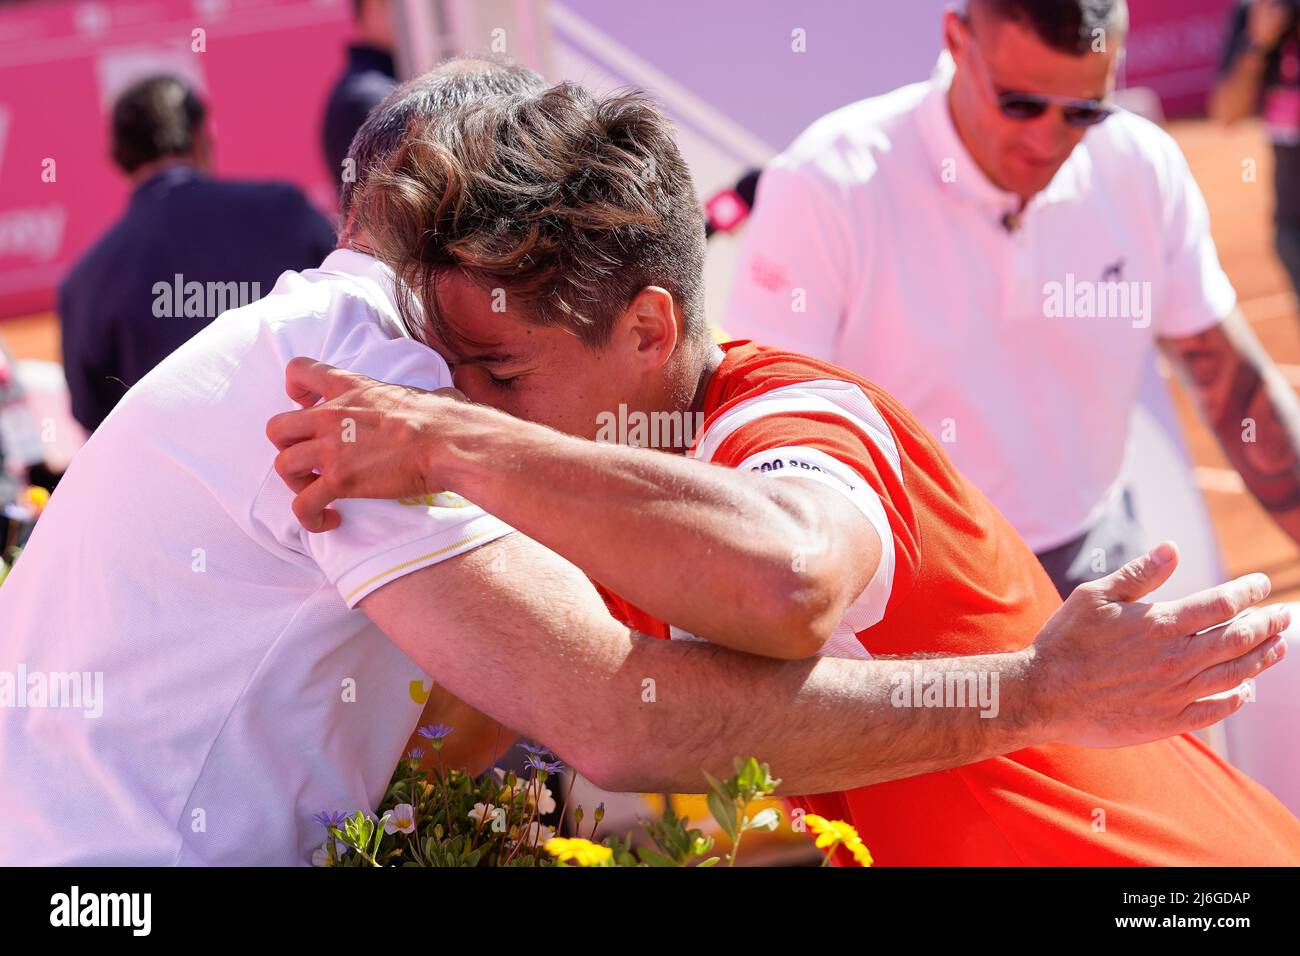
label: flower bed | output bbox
[314,728,872,867]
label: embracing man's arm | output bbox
[1162,310,1300,549]
[362,531,1288,795]
[270,359,876,659]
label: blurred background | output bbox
[0,0,1296,862]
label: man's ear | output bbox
[621,287,679,371]
[943,8,967,61]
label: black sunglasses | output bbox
[961,15,1116,128]
[995,90,1115,128]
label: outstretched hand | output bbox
[1033,541,1289,748]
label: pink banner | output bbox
[1124,0,1237,118]
[0,0,352,321]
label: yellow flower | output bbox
[844,837,873,867]
[804,814,873,867]
[543,836,613,867]
[23,486,49,513]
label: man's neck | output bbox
[131,156,199,188]
[640,340,723,456]
[689,343,725,412]
[682,341,725,425]
[343,234,378,258]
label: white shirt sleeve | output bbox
[733,445,893,641]
[1156,137,1238,339]
[306,496,512,609]
[721,163,855,359]
[263,316,515,608]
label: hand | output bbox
[1029,541,1289,748]
[1249,0,1293,51]
[265,357,463,532]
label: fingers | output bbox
[292,475,343,534]
[266,406,325,450]
[274,440,328,494]
[1154,572,1272,639]
[1175,684,1253,737]
[1186,603,1290,672]
[284,357,360,408]
[1087,541,1178,602]
[1185,624,1288,700]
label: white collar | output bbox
[319,247,398,285]
[317,247,421,340]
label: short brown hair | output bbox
[340,56,545,219]
[354,82,708,347]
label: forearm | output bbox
[438,403,835,653]
[1210,49,1268,123]
[571,637,1050,795]
[368,537,1052,798]
[1220,370,1300,543]
[1167,316,1300,545]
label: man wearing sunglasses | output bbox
[725,0,1300,599]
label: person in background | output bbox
[321,0,399,187]
[724,0,1300,598]
[58,75,336,433]
[1213,0,1300,298]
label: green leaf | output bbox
[636,847,679,868]
[706,785,738,839]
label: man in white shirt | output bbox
[0,58,1284,867]
[724,0,1300,596]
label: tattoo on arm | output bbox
[1164,315,1300,519]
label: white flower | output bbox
[514,821,555,847]
[384,803,416,834]
[469,802,499,825]
[310,841,349,867]
[524,780,557,815]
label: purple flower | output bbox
[313,810,348,829]
[524,753,565,775]
[517,742,553,757]
[407,747,425,761]
[417,724,454,743]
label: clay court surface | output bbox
[4,118,1299,599]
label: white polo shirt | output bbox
[0,250,513,865]
[723,53,1237,551]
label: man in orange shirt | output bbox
[265,78,1300,864]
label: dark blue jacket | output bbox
[321,44,398,182]
[57,166,337,431]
